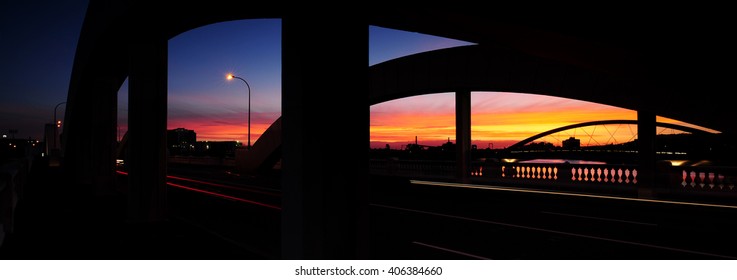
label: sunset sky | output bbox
[117,19,283,144]
[146,21,649,149]
[369,91,641,149]
[1,3,716,148]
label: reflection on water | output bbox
[519,159,607,165]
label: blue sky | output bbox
[118,19,283,142]
[0,0,88,140]
[369,25,474,66]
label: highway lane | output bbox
[117,163,281,210]
[166,174,280,210]
[116,165,737,259]
[115,168,281,258]
[369,176,737,259]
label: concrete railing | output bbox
[473,162,639,186]
[371,158,737,196]
[670,165,737,191]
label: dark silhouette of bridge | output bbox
[3,2,737,260]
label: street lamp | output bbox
[226,74,251,149]
[53,101,67,150]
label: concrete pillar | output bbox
[281,14,368,259]
[126,9,168,222]
[456,90,472,182]
[60,1,124,196]
[61,76,118,195]
[637,110,656,198]
[90,79,119,195]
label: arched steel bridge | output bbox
[507,120,715,150]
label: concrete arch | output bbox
[369,44,640,107]
[66,2,374,259]
[63,2,282,185]
[370,45,689,125]
[368,44,732,136]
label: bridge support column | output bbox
[281,14,369,259]
[456,90,472,182]
[637,110,656,198]
[126,11,168,223]
[62,79,118,196]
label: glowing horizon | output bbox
[126,89,721,148]
[371,92,638,149]
[369,91,721,149]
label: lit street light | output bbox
[226,74,251,149]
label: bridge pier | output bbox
[60,0,121,197]
[62,79,118,194]
[281,14,369,259]
[456,90,471,182]
[637,110,656,198]
[126,6,168,223]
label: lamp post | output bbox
[53,101,67,150]
[226,74,251,149]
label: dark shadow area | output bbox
[0,155,267,259]
[368,175,737,260]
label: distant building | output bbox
[563,137,581,149]
[405,143,424,153]
[440,139,455,152]
[194,141,241,157]
[167,128,196,155]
